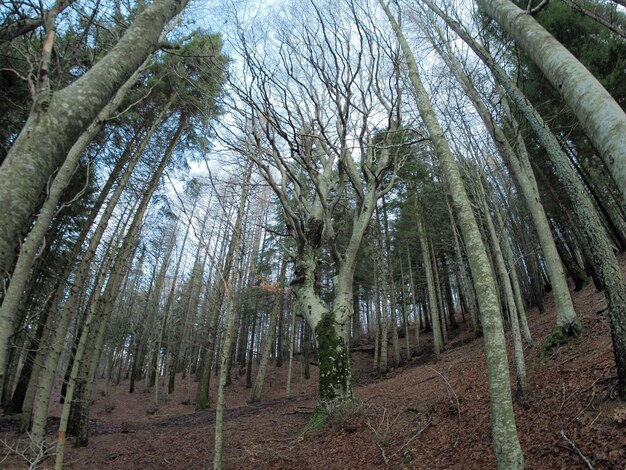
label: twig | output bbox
[378,443,389,466]
[559,365,611,412]
[280,410,312,416]
[559,430,593,469]
[390,416,433,458]
[429,367,460,418]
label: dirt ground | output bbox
[2,259,626,469]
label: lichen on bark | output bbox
[315,311,352,410]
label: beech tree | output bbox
[225,1,411,415]
[0,0,192,394]
[476,0,626,206]
[378,2,524,467]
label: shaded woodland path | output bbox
[2,258,626,469]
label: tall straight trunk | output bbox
[0,66,153,402]
[213,162,251,470]
[0,0,189,283]
[427,0,626,400]
[196,163,253,410]
[28,106,176,451]
[431,242,448,345]
[378,283,389,372]
[251,257,287,402]
[400,264,411,361]
[175,210,211,396]
[29,197,133,453]
[379,3,524,467]
[154,196,197,402]
[407,250,420,349]
[373,269,381,371]
[417,215,442,358]
[478,184,527,400]
[389,279,401,365]
[285,305,296,399]
[492,204,534,346]
[303,321,311,380]
[245,313,257,388]
[54,236,136,469]
[23,133,139,416]
[275,295,284,367]
[447,201,479,334]
[422,16,578,336]
[476,0,626,205]
[56,113,188,458]
[381,198,401,366]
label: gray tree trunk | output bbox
[420,13,577,338]
[425,2,626,396]
[0,0,188,283]
[418,215,442,359]
[476,0,626,207]
[0,64,152,403]
[379,3,524,467]
[251,257,287,403]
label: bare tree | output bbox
[225,0,408,415]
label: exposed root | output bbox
[540,322,584,357]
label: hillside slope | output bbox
[2,258,626,469]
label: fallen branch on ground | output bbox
[559,430,593,469]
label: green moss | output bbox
[315,311,350,402]
[301,399,362,436]
[301,409,327,434]
[540,322,584,358]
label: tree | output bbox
[413,2,577,339]
[0,0,192,394]
[0,0,189,287]
[378,2,524,467]
[427,0,626,400]
[476,0,626,207]
[226,0,407,415]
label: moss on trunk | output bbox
[315,311,353,411]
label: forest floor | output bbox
[2,257,626,469]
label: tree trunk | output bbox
[476,0,626,207]
[251,257,287,402]
[195,167,251,410]
[478,183,527,400]
[0,64,154,403]
[418,215,442,358]
[421,14,579,338]
[0,0,189,284]
[285,306,296,399]
[380,3,524,467]
[55,113,187,461]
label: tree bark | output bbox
[0,0,188,284]
[0,63,153,402]
[419,14,578,337]
[251,257,287,402]
[476,0,626,207]
[379,3,524,467]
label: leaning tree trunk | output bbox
[379,3,524,468]
[55,114,187,464]
[476,0,626,207]
[0,63,152,404]
[427,0,626,401]
[0,0,189,285]
[421,14,578,338]
[477,182,527,401]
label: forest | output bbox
[0,0,625,468]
